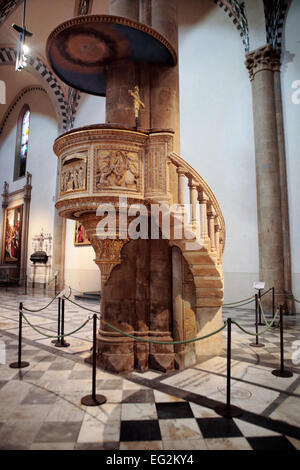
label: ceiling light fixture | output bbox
[12,0,33,71]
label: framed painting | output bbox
[3,205,23,263]
[74,220,90,246]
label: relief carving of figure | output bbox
[96,150,139,190]
[61,156,87,193]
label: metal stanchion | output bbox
[272,306,293,378]
[215,318,242,418]
[81,314,107,406]
[54,274,57,298]
[258,289,264,325]
[55,298,70,348]
[9,302,30,369]
[250,294,265,348]
[271,287,277,327]
[52,297,61,345]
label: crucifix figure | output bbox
[128,85,145,128]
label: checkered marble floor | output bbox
[0,288,300,450]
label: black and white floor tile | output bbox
[0,288,299,450]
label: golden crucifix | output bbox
[128,85,145,128]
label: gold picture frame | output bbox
[74,220,90,246]
[3,204,23,263]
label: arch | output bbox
[213,0,250,52]
[0,46,80,131]
[0,0,22,26]
[263,0,292,50]
[14,103,30,180]
[0,85,46,136]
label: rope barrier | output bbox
[63,295,101,314]
[22,287,71,313]
[101,319,228,345]
[223,295,255,307]
[258,298,278,328]
[21,310,90,339]
[232,310,279,336]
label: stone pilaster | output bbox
[245,45,290,310]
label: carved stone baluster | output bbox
[198,191,209,243]
[207,208,216,252]
[215,223,221,262]
[177,167,185,206]
[188,179,197,230]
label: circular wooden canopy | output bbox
[46,15,177,96]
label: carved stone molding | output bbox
[92,238,130,284]
[245,44,281,81]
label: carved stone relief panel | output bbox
[60,151,88,195]
[144,144,168,195]
[94,149,141,192]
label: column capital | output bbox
[176,166,186,176]
[198,191,209,204]
[245,45,281,81]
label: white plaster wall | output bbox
[64,219,100,293]
[281,0,300,312]
[0,89,58,279]
[63,94,105,293]
[74,94,106,128]
[178,0,259,303]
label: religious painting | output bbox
[3,205,23,263]
[74,221,90,246]
[95,149,139,191]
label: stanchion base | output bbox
[9,361,30,369]
[214,404,243,418]
[81,394,107,406]
[51,339,59,344]
[272,369,293,378]
[249,342,265,348]
[54,341,70,348]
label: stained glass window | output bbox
[14,105,30,179]
[19,109,30,177]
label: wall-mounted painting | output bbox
[74,221,90,246]
[3,205,23,263]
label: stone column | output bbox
[106,0,151,128]
[150,0,179,151]
[273,62,294,312]
[109,0,139,19]
[150,0,179,204]
[245,45,287,309]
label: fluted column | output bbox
[245,45,288,308]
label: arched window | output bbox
[14,105,30,180]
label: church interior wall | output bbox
[0,89,58,281]
[177,0,259,303]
